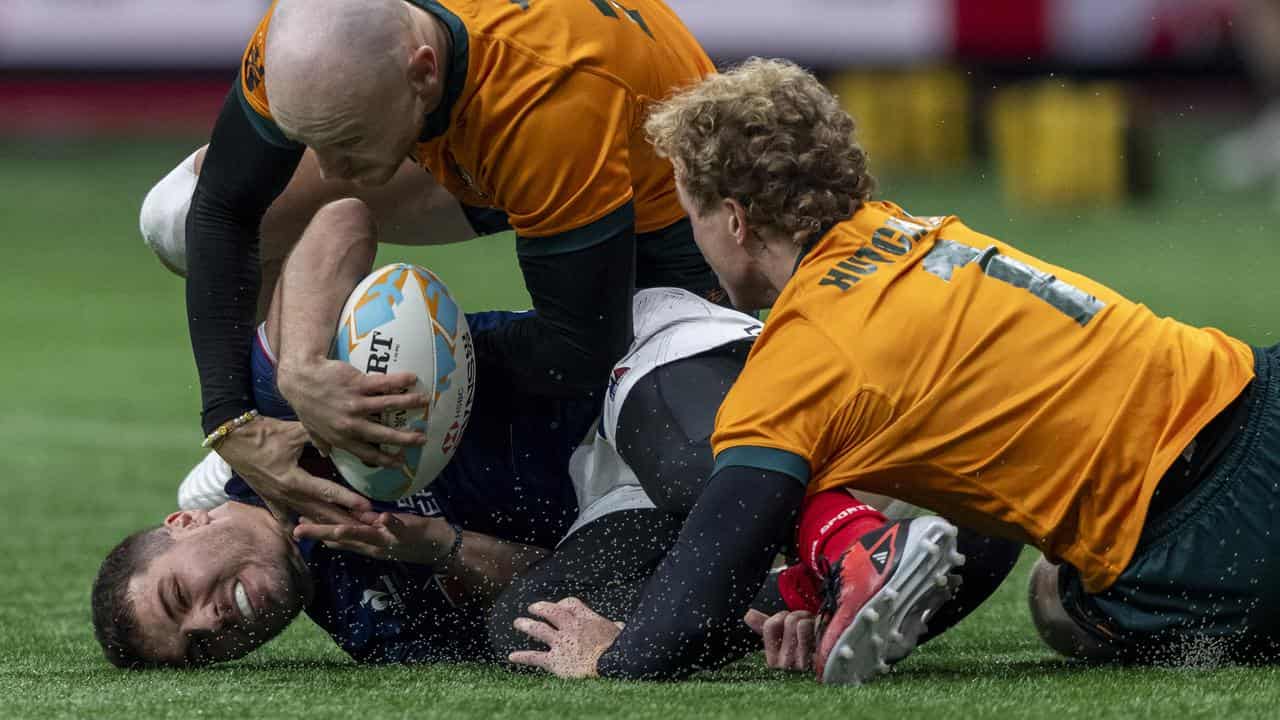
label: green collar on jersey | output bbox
[793,203,863,276]
[793,231,822,276]
[408,0,470,142]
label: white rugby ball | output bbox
[328,263,476,500]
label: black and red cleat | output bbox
[813,516,964,685]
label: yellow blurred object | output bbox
[988,80,1130,207]
[828,67,971,175]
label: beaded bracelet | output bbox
[437,522,464,567]
[201,410,261,449]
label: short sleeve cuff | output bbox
[234,82,300,150]
[515,201,634,257]
[713,446,810,485]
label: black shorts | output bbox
[1059,344,1280,663]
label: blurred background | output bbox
[3,0,1278,203]
[3,4,1280,708]
[4,0,1279,197]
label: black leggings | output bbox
[488,508,760,667]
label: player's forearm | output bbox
[187,90,302,435]
[597,466,806,679]
[275,199,380,371]
[186,213,262,435]
[471,209,636,398]
[437,531,549,607]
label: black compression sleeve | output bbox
[187,89,304,435]
[615,342,752,515]
[471,211,635,399]
[596,465,806,680]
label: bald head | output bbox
[263,0,451,185]
[265,0,418,146]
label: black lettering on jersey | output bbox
[819,268,861,290]
[838,258,877,275]
[871,228,909,256]
[854,246,891,264]
[588,0,655,38]
[508,0,529,8]
[816,217,927,292]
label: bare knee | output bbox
[1028,555,1117,660]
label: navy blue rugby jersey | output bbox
[228,309,599,662]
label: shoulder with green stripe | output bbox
[515,201,635,257]
[232,82,300,150]
[713,446,810,485]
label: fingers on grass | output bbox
[513,618,559,646]
[507,650,548,669]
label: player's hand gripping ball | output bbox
[329,263,476,500]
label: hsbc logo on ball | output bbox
[441,328,476,454]
[441,421,462,454]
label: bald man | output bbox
[187,0,721,524]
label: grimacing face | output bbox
[126,503,313,666]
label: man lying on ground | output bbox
[99,195,763,668]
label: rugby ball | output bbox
[328,263,476,500]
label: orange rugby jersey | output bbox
[712,201,1254,592]
[238,0,713,246]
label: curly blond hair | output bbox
[646,58,875,245]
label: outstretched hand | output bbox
[276,356,429,467]
[216,415,372,525]
[294,511,455,565]
[508,598,623,678]
[744,608,817,672]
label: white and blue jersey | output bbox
[229,309,600,663]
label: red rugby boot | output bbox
[813,516,964,685]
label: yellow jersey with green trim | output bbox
[238,0,713,240]
[711,201,1254,593]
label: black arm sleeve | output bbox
[596,465,806,680]
[470,206,636,399]
[615,341,752,515]
[187,89,304,435]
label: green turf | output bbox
[3,125,1280,719]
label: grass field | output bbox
[3,124,1280,719]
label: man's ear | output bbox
[406,45,440,99]
[163,510,210,536]
[725,197,749,247]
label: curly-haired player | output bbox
[510,58,1279,685]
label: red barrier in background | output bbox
[0,78,228,135]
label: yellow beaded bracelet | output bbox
[201,410,261,449]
